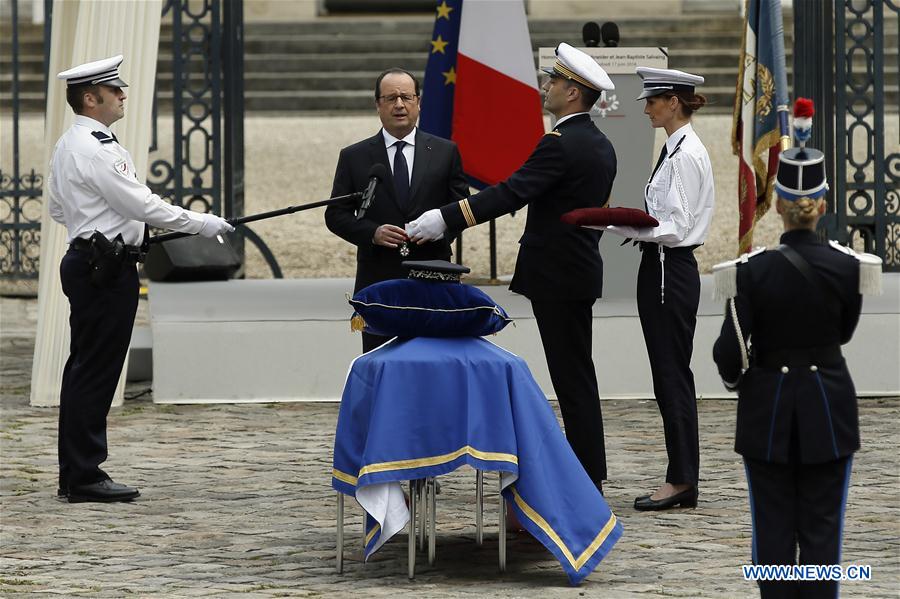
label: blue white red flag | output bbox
[420,0,544,188]
[732,0,790,253]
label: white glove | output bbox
[604,224,638,238]
[196,213,235,238]
[406,209,447,242]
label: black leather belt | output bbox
[639,242,700,253]
[756,344,843,368]
[69,237,143,263]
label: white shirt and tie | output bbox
[608,122,715,247]
[382,127,415,186]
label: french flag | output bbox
[420,0,544,188]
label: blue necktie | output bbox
[392,140,410,211]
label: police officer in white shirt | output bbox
[49,55,232,503]
[605,67,715,511]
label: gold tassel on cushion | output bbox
[350,313,366,332]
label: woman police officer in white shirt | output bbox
[605,67,715,511]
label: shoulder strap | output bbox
[91,131,114,144]
[775,244,818,287]
[774,244,841,317]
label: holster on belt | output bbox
[88,230,127,288]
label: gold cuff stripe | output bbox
[332,468,358,486]
[510,486,618,570]
[365,522,381,545]
[459,199,477,228]
[357,445,518,478]
[554,61,599,92]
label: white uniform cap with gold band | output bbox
[635,67,703,100]
[540,42,614,92]
[57,54,128,88]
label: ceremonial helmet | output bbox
[775,98,827,201]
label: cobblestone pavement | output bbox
[2,297,898,598]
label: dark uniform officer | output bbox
[406,43,617,490]
[49,55,233,503]
[712,108,881,598]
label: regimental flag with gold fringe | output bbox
[420,0,544,189]
[732,0,790,253]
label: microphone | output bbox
[356,163,387,221]
[582,22,600,48]
[601,22,620,47]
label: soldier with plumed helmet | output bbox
[712,99,882,598]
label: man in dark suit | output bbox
[326,68,470,353]
[406,44,617,492]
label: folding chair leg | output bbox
[418,479,426,551]
[499,477,506,572]
[336,492,344,574]
[476,470,484,546]
[408,480,417,579]
[427,478,437,565]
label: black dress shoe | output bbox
[634,487,697,511]
[68,479,140,503]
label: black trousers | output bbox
[744,455,853,599]
[58,249,139,490]
[636,244,700,485]
[531,299,606,486]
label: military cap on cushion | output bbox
[541,42,614,92]
[57,54,128,88]
[402,260,470,283]
[635,67,703,100]
[349,261,511,337]
[775,98,828,201]
[561,207,660,230]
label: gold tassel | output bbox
[350,313,366,332]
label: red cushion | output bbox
[560,207,660,228]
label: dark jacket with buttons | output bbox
[712,229,863,464]
[326,129,470,292]
[440,113,617,301]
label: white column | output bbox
[32,0,44,24]
[30,0,162,407]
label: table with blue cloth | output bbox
[331,336,623,585]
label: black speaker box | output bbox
[144,235,241,282]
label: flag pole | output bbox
[769,0,791,151]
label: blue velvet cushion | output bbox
[349,279,512,338]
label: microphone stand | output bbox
[149,191,363,244]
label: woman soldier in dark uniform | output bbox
[712,99,882,599]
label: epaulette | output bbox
[545,131,562,137]
[91,131,114,144]
[828,240,883,295]
[711,246,767,301]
